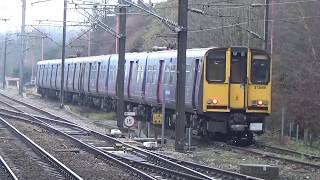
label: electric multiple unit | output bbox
[37,47,271,143]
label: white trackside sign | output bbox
[124,116,135,127]
[250,123,263,131]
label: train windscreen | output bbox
[251,55,270,84]
[206,50,226,83]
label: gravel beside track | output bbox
[0,119,67,180]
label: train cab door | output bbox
[246,49,272,113]
[203,49,230,112]
[229,48,248,109]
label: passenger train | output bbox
[36,47,272,143]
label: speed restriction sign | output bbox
[124,116,135,127]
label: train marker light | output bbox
[207,99,213,104]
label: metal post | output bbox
[116,6,126,128]
[88,31,91,56]
[19,0,26,95]
[264,0,269,51]
[147,121,150,138]
[161,87,165,145]
[2,34,8,89]
[60,0,67,108]
[270,0,275,55]
[289,122,292,138]
[296,124,299,141]
[175,0,188,152]
[41,37,44,61]
[280,106,284,143]
[247,6,251,47]
[188,128,191,151]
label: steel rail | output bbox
[0,155,18,180]
[0,94,215,179]
[0,109,204,180]
[0,91,71,123]
[260,144,320,161]
[0,117,83,180]
[152,152,262,180]
[228,145,320,169]
[0,92,262,179]
[0,110,207,180]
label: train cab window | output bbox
[206,51,226,83]
[230,51,247,84]
[251,55,270,84]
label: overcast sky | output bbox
[0,0,166,33]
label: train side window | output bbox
[153,65,157,84]
[169,64,176,85]
[164,65,170,84]
[110,65,114,81]
[136,65,140,82]
[186,64,191,82]
[251,55,270,84]
[206,51,226,83]
[148,65,154,83]
[114,65,117,81]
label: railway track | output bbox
[258,144,320,161]
[153,152,262,180]
[223,144,320,169]
[0,108,209,180]
[0,91,70,123]
[0,154,17,180]
[0,91,262,180]
[0,117,82,180]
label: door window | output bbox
[230,52,247,84]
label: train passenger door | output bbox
[192,59,200,109]
[157,60,165,103]
[229,48,248,109]
[96,62,101,93]
[127,61,134,98]
[66,64,70,90]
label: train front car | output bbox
[199,47,271,144]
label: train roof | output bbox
[37,47,219,65]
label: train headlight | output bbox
[252,100,268,106]
[208,98,218,105]
[212,98,218,104]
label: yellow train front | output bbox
[196,47,271,144]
